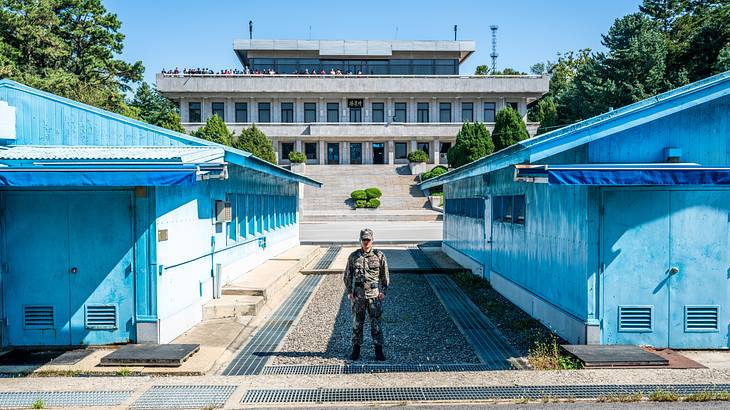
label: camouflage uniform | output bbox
[344,245,390,347]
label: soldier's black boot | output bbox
[350,345,361,361]
[375,345,385,361]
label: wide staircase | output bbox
[300,164,442,221]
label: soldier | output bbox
[343,228,390,361]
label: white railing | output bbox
[159,73,545,79]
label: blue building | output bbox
[420,71,730,349]
[0,80,320,346]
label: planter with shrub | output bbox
[407,149,429,175]
[420,165,448,182]
[288,151,306,173]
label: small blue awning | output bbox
[515,164,730,186]
[0,166,198,187]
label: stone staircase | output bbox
[202,246,323,321]
[300,164,442,221]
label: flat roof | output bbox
[233,39,476,63]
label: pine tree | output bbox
[193,115,233,146]
[492,108,529,152]
[447,122,494,168]
[234,124,276,164]
[129,83,185,133]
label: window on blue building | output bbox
[492,195,525,224]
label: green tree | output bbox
[529,96,559,135]
[0,0,144,114]
[234,124,276,164]
[492,108,529,152]
[639,0,681,32]
[193,115,232,146]
[475,65,489,75]
[447,122,494,168]
[129,83,185,133]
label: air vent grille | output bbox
[685,305,719,332]
[24,305,54,329]
[85,305,118,329]
[618,305,652,332]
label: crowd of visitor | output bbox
[161,66,365,76]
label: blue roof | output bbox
[0,79,321,187]
[420,70,730,189]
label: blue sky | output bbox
[106,0,643,85]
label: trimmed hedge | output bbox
[421,165,448,181]
[355,199,367,208]
[351,190,367,200]
[288,150,306,163]
[366,198,381,208]
[407,149,428,163]
[365,187,382,199]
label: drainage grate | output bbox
[0,391,132,408]
[242,384,730,404]
[425,274,527,370]
[312,246,341,270]
[131,385,236,409]
[408,248,436,269]
[223,274,324,375]
[262,363,499,375]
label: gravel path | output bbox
[271,273,481,365]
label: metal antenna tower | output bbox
[489,25,498,73]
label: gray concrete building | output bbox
[156,39,549,166]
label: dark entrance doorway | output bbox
[350,143,362,164]
[327,143,340,164]
[372,143,385,164]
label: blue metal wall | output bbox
[154,165,299,342]
[443,94,730,347]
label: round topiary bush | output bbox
[351,190,367,200]
[365,187,382,199]
[288,151,306,163]
[366,198,381,208]
[407,149,428,163]
[421,170,433,181]
[430,166,448,177]
[355,199,367,208]
[432,165,448,173]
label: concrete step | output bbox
[202,295,266,320]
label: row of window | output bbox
[493,195,526,224]
[247,58,459,75]
[187,101,514,123]
[280,141,441,161]
[444,195,527,224]
[226,194,297,241]
[444,197,486,219]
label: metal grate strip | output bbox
[131,385,236,409]
[0,391,132,408]
[262,363,501,375]
[312,246,341,270]
[223,274,324,375]
[408,248,436,269]
[425,274,526,370]
[243,384,730,404]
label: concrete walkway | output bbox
[300,220,442,243]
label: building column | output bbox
[386,97,394,122]
[387,140,394,165]
[518,97,528,122]
[295,97,302,123]
[341,97,348,122]
[201,97,210,121]
[410,138,417,153]
[179,97,188,123]
[364,142,371,164]
[342,141,349,164]
[363,97,370,122]
[497,97,506,112]
[431,97,438,123]
[318,97,325,122]
[408,97,416,123]
[433,138,440,165]
[271,98,280,123]
[273,139,280,163]
[250,97,257,123]
[454,97,460,123]
[318,140,326,164]
[476,98,483,121]
[226,97,234,123]
[295,139,303,152]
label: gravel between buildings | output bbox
[271,273,481,365]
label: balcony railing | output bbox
[159,73,545,79]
